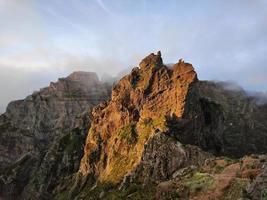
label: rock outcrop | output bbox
[71,52,267,199]
[119,132,213,187]
[79,52,197,184]
[175,81,267,157]
[0,72,111,199]
[247,166,267,200]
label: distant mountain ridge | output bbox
[0,71,112,199]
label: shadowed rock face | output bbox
[0,72,112,199]
[119,132,213,187]
[174,81,267,157]
[0,71,110,169]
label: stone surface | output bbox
[79,52,197,184]
[0,71,111,199]
[174,81,267,157]
[119,132,212,187]
[247,164,267,200]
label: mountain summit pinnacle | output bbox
[139,51,163,70]
[79,52,197,182]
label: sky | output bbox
[0,0,267,113]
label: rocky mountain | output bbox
[79,52,198,183]
[0,72,112,199]
[1,52,267,200]
[66,52,267,200]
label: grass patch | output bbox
[183,172,214,195]
[138,116,168,141]
[117,123,137,144]
[214,164,225,174]
[222,157,236,164]
[79,182,116,200]
[77,182,156,200]
[220,179,249,200]
[152,117,167,130]
[105,153,132,183]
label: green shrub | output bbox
[220,179,249,200]
[183,172,214,195]
[214,164,225,174]
[117,123,137,144]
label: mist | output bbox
[248,91,267,105]
[0,0,267,113]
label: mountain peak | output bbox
[2,53,267,200]
[79,52,197,182]
[139,51,163,70]
[67,71,99,83]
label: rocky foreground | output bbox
[1,52,267,200]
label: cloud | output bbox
[0,0,267,113]
[95,0,113,15]
[245,90,267,105]
[0,66,61,113]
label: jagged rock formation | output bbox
[70,52,267,200]
[1,52,267,200]
[175,81,267,157]
[0,72,111,199]
[119,133,213,187]
[79,52,198,184]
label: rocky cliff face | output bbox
[1,52,267,200]
[0,72,111,199]
[79,52,198,184]
[175,80,267,157]
[69,52,267,200]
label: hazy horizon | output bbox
[0,0,267,113]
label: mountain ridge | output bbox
[0,71,112,199]
[1,52,267,200]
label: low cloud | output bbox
[0,67,57,113]
[247,91,267,105]
[214,80,267,106]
